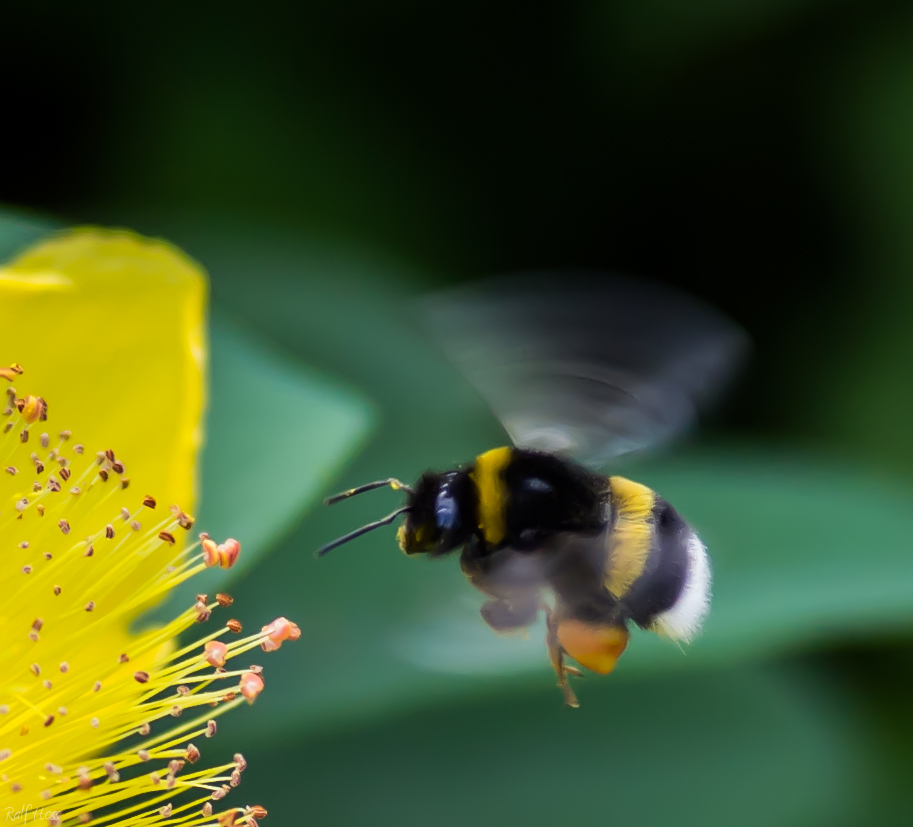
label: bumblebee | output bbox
[318,274,745,707]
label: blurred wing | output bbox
[423,272,748,466]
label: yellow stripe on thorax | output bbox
[470,447,513,547]
[604,476,655,599]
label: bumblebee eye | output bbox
[435,488,458,531]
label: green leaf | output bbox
[157,308,375,613]
[0,206,59,260]
[235,662,873,827]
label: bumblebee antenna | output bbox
[324,478,415,505]
[316,506,413,557]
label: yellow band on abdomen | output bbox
[604,476,655,598]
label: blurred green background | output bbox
[5,1,913,824]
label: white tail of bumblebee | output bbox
[651,532,712,643]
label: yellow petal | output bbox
[0,230,296,820]
[0,228,207,601]
[0,228,211,809]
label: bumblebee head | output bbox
[317,471,475,558]
[397,471,474,555]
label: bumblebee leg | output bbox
[543,605,579,709]
[479,596,540,632]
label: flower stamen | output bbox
[1,369,299,824]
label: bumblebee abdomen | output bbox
[648,528,711,642]
[606,477,711,642]
[619,498,690,627]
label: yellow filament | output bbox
[0,394,278,825]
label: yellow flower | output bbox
[0,230,299,826]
